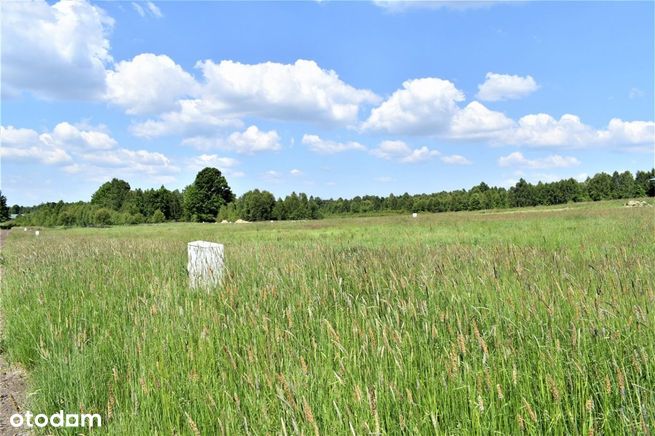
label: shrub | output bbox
[150,209,165,224]
[94,208,113,226]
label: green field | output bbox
[1,200,654,434]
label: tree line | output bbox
[3,168,653,227]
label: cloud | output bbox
[628,87,644,99]
[131,2,145,17]
[575,173,588,182]
[188,154,238,169]
[301,134,366,154]
[187,154,243,178]
[497,151,580,169]
[1,123,178,182]
[370,140,440,163]
[370,140,411,159]
[0,126,41,145]
[441,154,472,165]
[196,59,379,125]
[106,54,197,115]
[40,122,117,150]
[363,78,464,135]
[132,2,162,18]
[401,146,441,163]
[506,113,585,147]
[0,123,117,165]
[372,1,504,13]
[181,125,281,154]
[0,126,72,164]
[450,101,515,139]
[146,2,163,18]
[131,59,380,137]
[62,164,84,174]
[63,160,179,185]
[131,99,242,138]
[476,72,538,102]
[226,126,281,153]
[601,118,655,151]
[80,148,178,175]
[360,74,652,151]
[1,0,114,100]
[262,170,283,182]
[499,114,655,150]
[290,169,303,176]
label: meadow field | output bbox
[1,200,653,434]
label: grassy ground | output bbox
[1,200,653,434]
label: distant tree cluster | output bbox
[13,180,184,227]
[218,190,321,221]
[317,170,654,215]
[7,168,655,227]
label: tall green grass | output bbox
[1,203,654,434]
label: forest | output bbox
[2,168,654,227]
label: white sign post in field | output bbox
[187,241,224,289]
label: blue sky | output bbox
[1,0,653,206]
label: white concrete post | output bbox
[35,230,40,236]
[412,213,417,218]
[187,241,224,289]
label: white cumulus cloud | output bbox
[301,134,366,154]
[226,125,281,153]
[363,78,464,135]
[188,154,238,169]
[1,0,114,100]
[600,118,655,152]
[477,72,539,102]
[81,148,177,174]
[490,114,654,151]
[187,154,242,177]
[502,114,594,147]
[131,59,378,137]
[1,122,178,182]
[498,151,580,169]
[181,125,281,154]
[0,122,118,165]
[0,126,72,164]
[40,122,117,150]
[370,140,440,163]
[131,98,242,138]
[196,59,379,125]
[106,53,197,115]
[450,101,515,139]
[441,154,472,165]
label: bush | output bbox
[217,202,241,222]
[150,209,165,224]
[131,213,145,225]
[94,208,113,226]
[58,211,75,227]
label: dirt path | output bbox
[0,229,29,436]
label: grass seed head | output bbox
[185,412,201,436]
[496,384,504,401]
